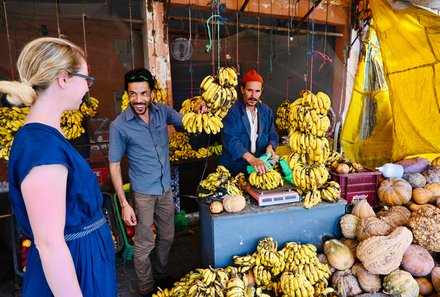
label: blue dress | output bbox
[8,123,117,297]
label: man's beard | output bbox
[130,101,150,115]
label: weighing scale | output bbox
[246,184,300,206]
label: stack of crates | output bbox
[113,192,134,261]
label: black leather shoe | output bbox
[155,275,176,290]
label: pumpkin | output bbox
[412,188,434,204]
[425,183,440,198]
[377,178,412,206]
[351,199,376,218]
[356,216,393,241]
[403,172,427,188]
[422,166,440,183]
[356,226,413,275]
[351,263,381,293]
[383,269,419,297]
[432,156,440,166]
[209,201,224,214]
[415,277,434,295]
[400,244,434,276]
[376,206,411,228]
[339,214,359,239]
[335,163,350,174]
[323,239,355,270]
[331,269,363,297]
[222,194,246,213]
[407,205,440,252]
[431,266,440,293]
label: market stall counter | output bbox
[199,199,346,268]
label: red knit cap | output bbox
[242,69,263,84]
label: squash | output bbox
[356,216,393,241]
[425,183,440,198]
[351,263,381,293]
[351,199,376,218]
[405,201,432,212]
[422,166,440,183]
[209,201,224,214]
[356,226,413,275]
[331,269,362,297]
[339,214,359,239]
[340,238,359,256]
[407,205,440,252]
[376,206,411,228]
[415,277,434,296]
[432,156,440,166]
[403,172,427,188]
[383,269,419,297]
[401,244,434,276]
[222,195,246,213]
[323,239,355,270]
[431,266,440,293]
[377,178,412,206]
[412,188,434,204]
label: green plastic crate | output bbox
[112,193,134,261]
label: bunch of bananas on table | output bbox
[318,181,341,203]
[292,162,329,191]
[275,99,291,131]
[169,132,214,161]
[182,67,238,135]
[289,130,330,164]
[208,144,223,156]
[248,170,283,190]
[198,165,243,198]
[325,150,364,173]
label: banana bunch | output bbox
[290,105,331,137]
[180,96,204,114]
[299,90,332,115]
[153,79,168,104]
[292,163,329,191]
[289,130,330,163]
[325,150,364,173]
[170,147,197,162]
[225,181,243,196]
[225,269,247,297]
[231,172,249,194]
[217,66,239,87]
[253,265,274,291]
[324,150,343,168]
[0,106,28,160]
[279,272,314,297]
[248,170,283,190]
[152,287,172,297]
[61,110,85,140]
[198,166,233,197]
[301,190,322,209]
[318,181,341,202]
[208,144,223,156]
[275,99,291,131]
[195,147,212,159]
[233,254,256,273]
[169,132,190,151]
[256,237,278,252]
[121,91,130,111]
[182,112,224,135]
[80,96,99,117]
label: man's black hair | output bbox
[124,68,155,91]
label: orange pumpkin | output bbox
[412,188,433,204]
[377,178,412,206]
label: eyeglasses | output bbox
[128,74,149,82]
[68,71,95,88]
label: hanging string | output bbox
[256,0,260,73]
[54,0,61,38]
[308,0,316,92]
[236,11,239,74]
[128,0,135,69]
[287,0,291,55]
[82,14,89,65]
[3,1,14,80]
[323,0,329,55]
[205,14,226,74]
[269,30,273,74]
[217,2,221,70]
[188,5,194,98]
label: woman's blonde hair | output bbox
[0,37,85,106]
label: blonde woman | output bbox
[0,37,117,296]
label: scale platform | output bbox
[246,184,300,206]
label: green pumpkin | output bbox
[383,270,419,297]
[402,172,426,188]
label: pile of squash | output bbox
[321,156,440,297]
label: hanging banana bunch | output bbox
[152,79,168,104]
[275,99,291,131]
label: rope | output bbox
[305,0,317,93]
[257,16,260,73]
[188,6,194,98]
[217,2,221,70]
[55,0,61,38]
[129,0,135,70]
[236,11,239,74]
[3,1,14,80]
[82,13,88,65]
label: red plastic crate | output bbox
[92,167,109,185]
[330,169,382,207]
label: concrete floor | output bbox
[0,220,202,297]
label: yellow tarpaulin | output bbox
[341,0,440,168]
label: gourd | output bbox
[425,183,440,198]
[351,263,381,293]
[415,277,434,296]
[339,214,359,239]
[351,199,376,218]
[356,226,413,274]
[400,244,434,276]
[377,178,412,206]
[209,201,224,214]
[431,266,440,293]
[335,163,350,174]
[331,269,362,297]
[383,269,419,297]
[340,238,359,256]
[422,166,440,183]
[376,206,411,228]
[403,172,427,188]
[356,216,392,241]
[407,205,440,252]
[412,188,434,204]
[323,239,355,270]
[222,195,246,213]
